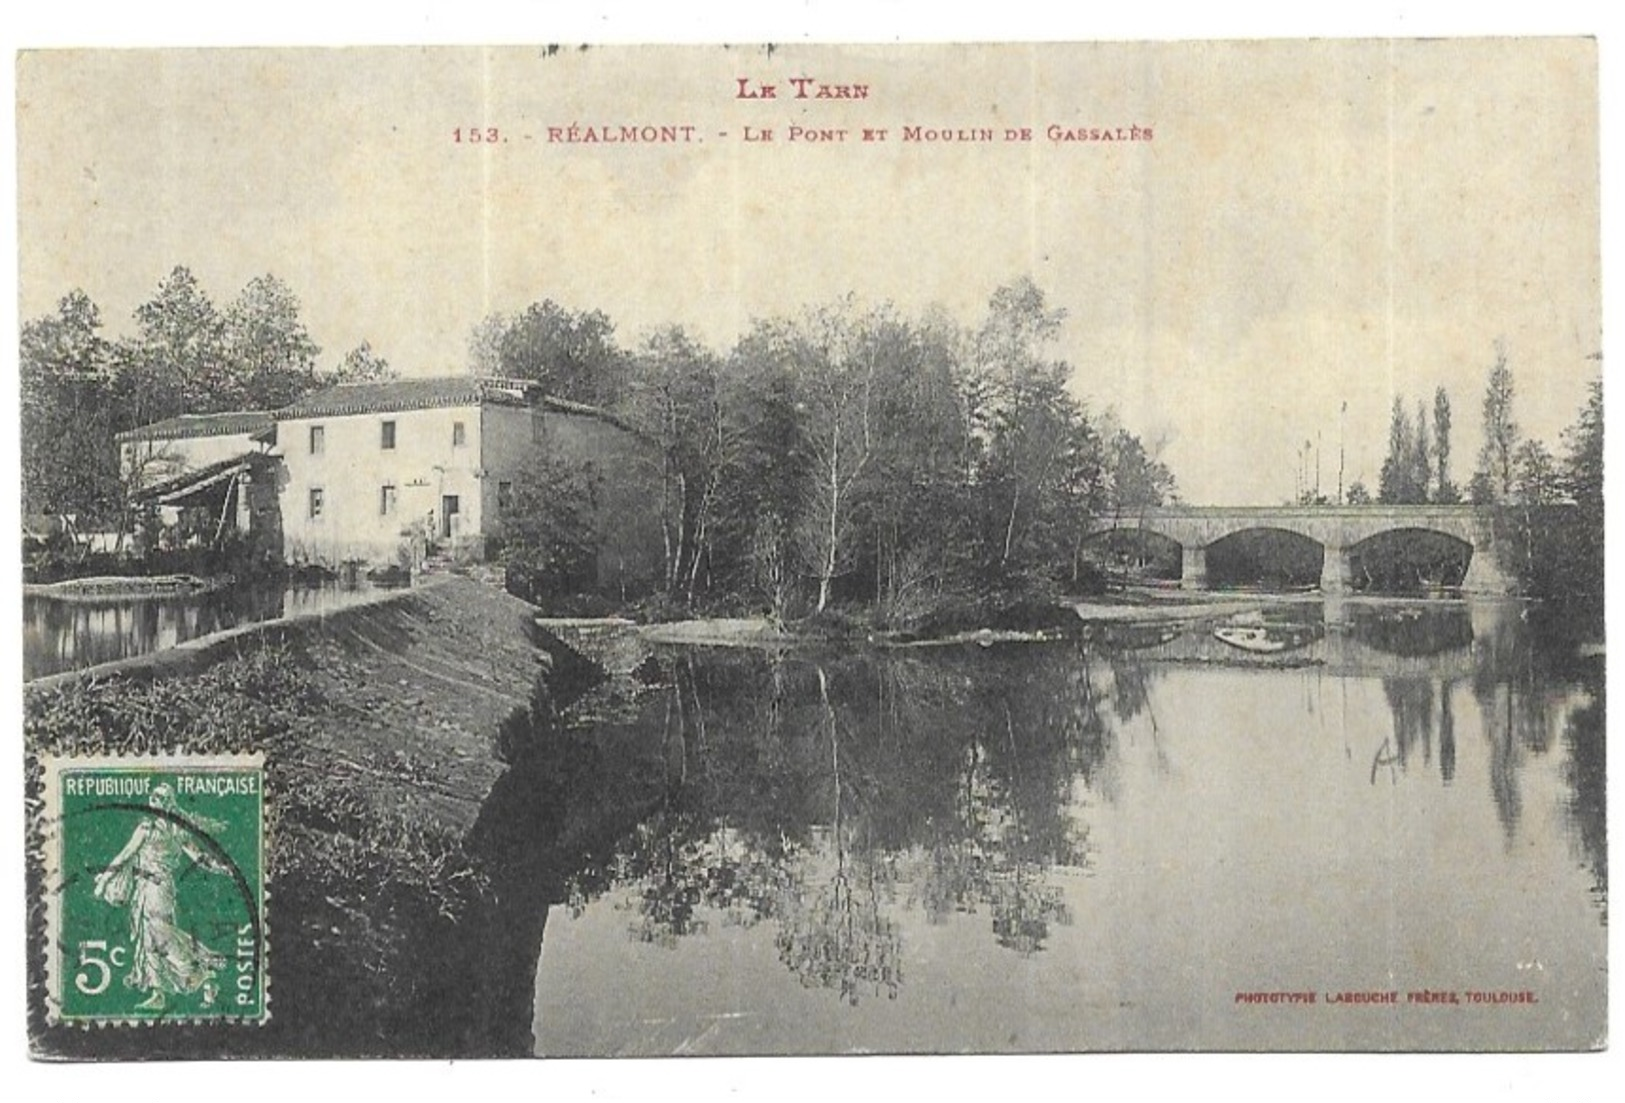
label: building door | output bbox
[441,495,460,539]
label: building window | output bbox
[309,425,325,455]
[308,487,324,520]
[380,484,397,517]
[381,420,396,450]
[497,480,513,514]
[452,421,466,448]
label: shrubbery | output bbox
[23,528,283,586]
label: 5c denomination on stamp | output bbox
[40,754,268,1025]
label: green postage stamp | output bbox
[40,754,268,1025]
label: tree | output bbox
[122,266,231,416]
[496,300,628,406]
[717,323,811,610]
[499,449,602,602]
[970,279,1080,572]
[1413,398,1432,503]
[625,327,736,604]
[466,312,508,376]
[1505,438,1563,602]
[1378,397,1417,503]
[326,340,397,385]
[1512,440,1561,505]
[1473,341,1519,503]
[222,274,323,408]
[858,310,983,617]
[1556,377,1604,609]
[1560,377,1602,510]
[1346,480,1373,505]
[1495,377,1602,615]
[20,290,119,523]
[1433,387,1458,502]
[791,299,888,613]
[1105,426,1174,516]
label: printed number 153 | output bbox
[454,127,502,143]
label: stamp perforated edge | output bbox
[39,751,270,1027]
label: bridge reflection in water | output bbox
[1118,596,1511,681]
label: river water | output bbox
[458,599,1605,1055]
[22,580,397,679]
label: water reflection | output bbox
[461,600,1605,1054]
[22,581,398,679]
[1562,661,1607,914]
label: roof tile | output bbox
[115,411,273,443]
[275,376,541,420]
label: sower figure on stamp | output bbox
[92,784,231,1012]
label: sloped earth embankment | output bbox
[26,576,590,1058]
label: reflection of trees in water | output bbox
[1469,607,1558,843]
[1378,668,1552,842]
[1370,606,1601,872]
[1560,661,1606,916]
[988,864,1072,956]
[775,839,903,1005]
[907,728,1076,956]
[1439,687,1455,784]
[1382,678,1436,768]
[773,666,902,1004]
[620,818,787,946]
[561,643,1119,998]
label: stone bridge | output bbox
[1095,505,1513,595]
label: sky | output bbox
[14,40,1601,505]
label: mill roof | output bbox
[114,410,274,443]
[275,376,542,420]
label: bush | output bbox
[24,644,318,758]
[499,451,602,602]
[795,605,871,639]
[633,590,693,624]
[22,529,285,586]
[908,578,1083,639]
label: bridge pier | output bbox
[1180,545,1208,590]
[1460,548,1516,596]
[1100,505,1523,597]
[1320,543,1354,596]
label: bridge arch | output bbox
[1091,505,1514,595]
[1203,526,1326,590]
[1348,527,1475,593]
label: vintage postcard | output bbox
[15,37,1604,1062]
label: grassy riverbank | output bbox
[25,576,564,1058]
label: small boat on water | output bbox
[1212,623,1318,654]
[1212,626,1291,653]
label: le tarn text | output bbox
[735,76,870,101]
